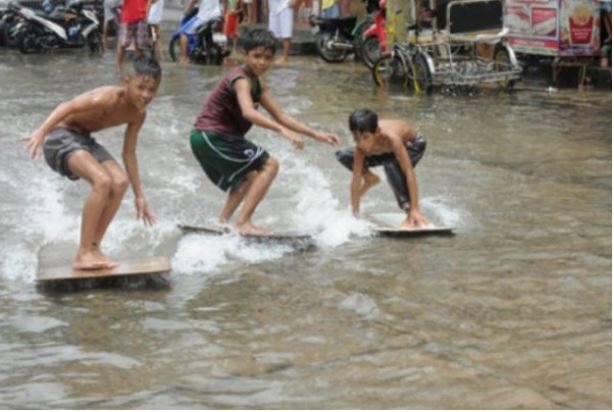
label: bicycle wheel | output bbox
[371,53,408,87]
[408,52,433,94]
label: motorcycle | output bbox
[168,10,229,65]
[0,1,23,47]
[14,0,102,54]
[309,14,371,63]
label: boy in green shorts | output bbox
[190,28,339,235]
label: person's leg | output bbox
[102,19,109,51]
[91,160,129,264]
[153,25,163,61]
[234,156,279,235]
[275,8,293,64]
[382,137,427,211]
[116,22,129,74]
[180,33,189,65]
[383,161,409,210]
[219,178,251,223]
[335,148,380,195]
[65,151,116,270]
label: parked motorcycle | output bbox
[309,14,372,63]
[168,11,229,65]
[14,0,102,54]
[0,1,22,47]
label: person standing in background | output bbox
[268,0,294,65]
[243,0,256,24]
[102,0,124,52]
[116,0,150,73]
[148,0,165,61]
[224,0,242,54]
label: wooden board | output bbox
[369,213,455,237]
[37,256,171,282]
[178,224,314,249]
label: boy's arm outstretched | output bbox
[122,116,155,226]
[389,136,430,228]
[234,79,306,148]
[258,86,340,146]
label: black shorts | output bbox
[335,135,427,210]
[43,128,115,180]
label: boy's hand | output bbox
[401,208,431,229]
[23,130,46,159]
[281,127,304,149]
[136,197,156,226]
[313,131,340,146]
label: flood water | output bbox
[0,49,611,408]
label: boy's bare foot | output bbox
[73,250,109,271]
[274,57,288,66]
[361,173,380,196]
[234,222,272,236]
[92,249,118,269]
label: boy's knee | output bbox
[93,172,113,193]
[112,175,129,194]
[265,156,279,173]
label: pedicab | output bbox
[503,0,602,85]
[372,0,523,93]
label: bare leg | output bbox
[234,157,279,235]
[153,25,163,61]
[116,44,125,75]
[89,161,129,267]
[361,170,380,196]
[66,151,116,270]
[219,178,251,224]
[275,38,291,65]
[102,20,109,52]
[180,34,189,66]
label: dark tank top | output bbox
[194,65,262,136]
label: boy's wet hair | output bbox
[126,56,162,80]
[239,28,277,54]
[349,109,378,133]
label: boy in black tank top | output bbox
[190,28,340,236]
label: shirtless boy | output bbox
[24,57,161,270]
[335,108,431,229]
[190,28,339,235]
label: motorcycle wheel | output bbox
[206,43,222,65]
[87,30,103,56]
[408,53,433,95]
[3,21,19,48]
[371,53,408,88]
[18,30,40,54]
[315,32,349,63]
[361,36,382,69]
[168,37,180,62]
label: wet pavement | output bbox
[0,48,611,408]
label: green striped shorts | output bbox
[189,129,269,191]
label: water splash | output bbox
[172,233,293,275]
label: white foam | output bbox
[422,196,479,230]
[172,233,292,276]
